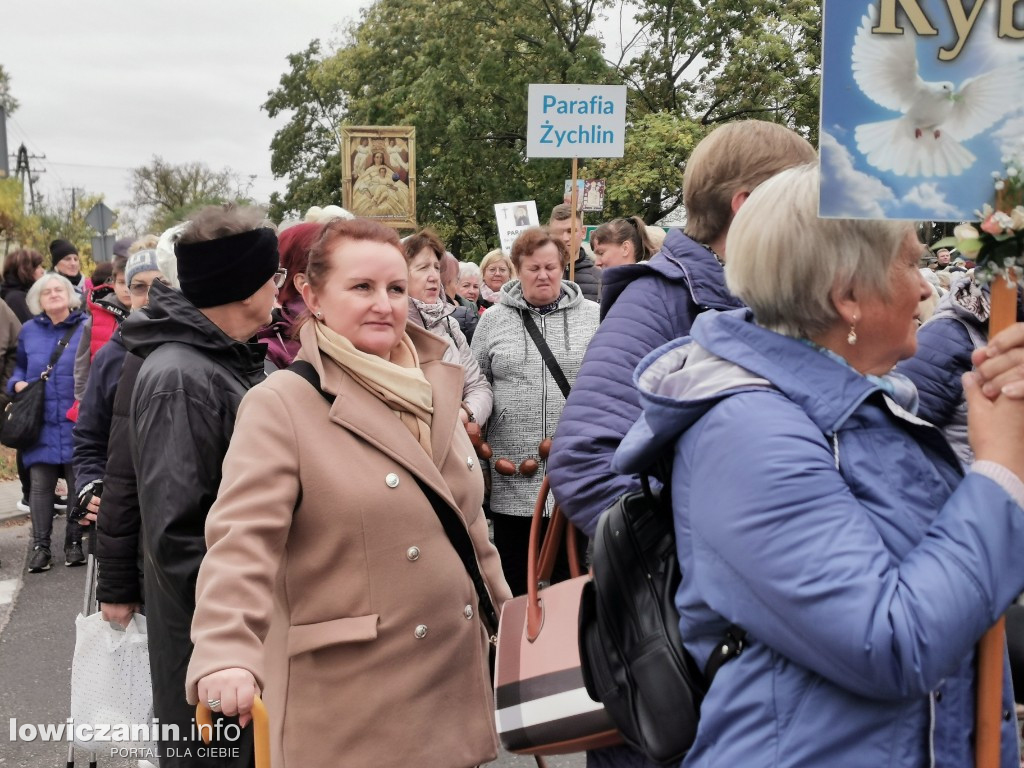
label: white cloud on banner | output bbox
[820,131,895,218]
[902,183,961,219]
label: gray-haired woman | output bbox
[614,162,1024,767]
[9,274,88,572]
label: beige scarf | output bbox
[314,321,435,458]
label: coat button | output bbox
[467,456,475,469]
[406,546,420,561]
[385,473,399,488]
[464,605,474,620]
[1004,709,1013,722]
[414,624,428,639]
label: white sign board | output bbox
[527,84,627,159]
[494,201,539,253]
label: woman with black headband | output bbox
[119,204,283,768]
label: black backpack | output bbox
[578,469,745,765]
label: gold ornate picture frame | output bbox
[341,126,416,229]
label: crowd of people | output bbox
[4,118,1024,768]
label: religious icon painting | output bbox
[342,126,417,229]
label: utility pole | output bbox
[13,143,45,214]
[64,186,83,229]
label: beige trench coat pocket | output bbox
[286,615,380,657]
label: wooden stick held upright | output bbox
[569,157,579,282]
[976,183,1019,768]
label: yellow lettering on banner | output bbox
[940,0,989,61]
[1000,0,1024,39]
[873,0,939,36]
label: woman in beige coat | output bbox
[186,217,511,767]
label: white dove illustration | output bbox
[852,12,1022,178]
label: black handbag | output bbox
[0,325,77,450]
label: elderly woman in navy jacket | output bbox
[9,273,87,573]
[614,163,1024,768]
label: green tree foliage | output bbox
[0,64,18,116]
[265,0,821,252]
[0,178,37,255]
[263,41,347,224]
[126,156,253,234]
[1,184,105,273]
[265,0,611,259]
[591,0,821,223]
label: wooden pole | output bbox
[569,157,579,283]
[977,265,1018,768]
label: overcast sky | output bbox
[1,0,371,228]
[1,1,636,232]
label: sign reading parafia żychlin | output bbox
[526,84,627,159]
[819,0,1024,221]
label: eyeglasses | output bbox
[129,277,169,297]
[273,268,288,289]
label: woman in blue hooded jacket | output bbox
[614,163,1024,767]
[9,273,87,573]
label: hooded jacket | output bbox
[0,301,22,410]
[407,299,492,424]
[471,279,599,517]
[73,331,128,491]
[548,228,743,536]
[8,310,87,467]
[121,281,263,767]
[896,278,1024,468]
[565,249,602,303]
[1,277,34,323]
[73,284,130,401]
[94,341,146,606]
[614,308,1024,768]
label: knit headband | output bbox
[175,227,279,308]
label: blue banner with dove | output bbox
[819,0,1024,221]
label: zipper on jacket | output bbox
[927,691,936,768]
[830,432,840,470]
[540,311,548,444]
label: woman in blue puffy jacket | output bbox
[9,273,87,573]
[615,164,1024,767]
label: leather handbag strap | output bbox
[519,310,571,400]
[41,325,78,380]
[287,359,500,634]
[526,476,584,641]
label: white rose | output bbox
[954,223,980,241]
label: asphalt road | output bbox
[0,511,584,767]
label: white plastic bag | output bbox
[70,611,154,752]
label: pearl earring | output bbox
[847,321,857,346]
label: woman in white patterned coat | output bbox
[471,226,599,594]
